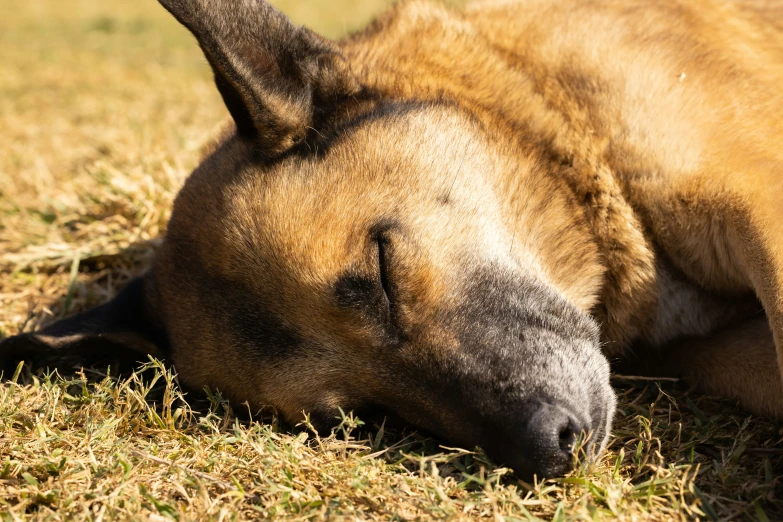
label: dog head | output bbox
[1,0,615,479]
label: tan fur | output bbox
[4,0,781,457]
[151,0,783,419]
[665,317,783,418]
[313,0,782,416]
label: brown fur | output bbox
[339,0,783,416]
[2,0,782,477]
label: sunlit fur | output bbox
[2,0,782,478]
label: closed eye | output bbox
[332,226,399,330]
[376,234,393,311]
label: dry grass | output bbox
[0,1,781,520]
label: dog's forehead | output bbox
[219,107,509,261]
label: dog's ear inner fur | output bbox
[157,0,360,157]
[0,277,167,373]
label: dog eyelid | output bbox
[376,235,394,309]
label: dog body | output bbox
[2,0,782,478]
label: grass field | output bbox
[1,0,781,520]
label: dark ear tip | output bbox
[1,330,84,362]
[0,333,39,374]
[1,332,34,350]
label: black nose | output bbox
[492,399,589,480]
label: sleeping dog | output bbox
[2,0,782,479]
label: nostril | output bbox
[558,417,584,454]
[559,422,577,453]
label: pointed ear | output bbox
[0,277,168,374]
[159,0,360,157]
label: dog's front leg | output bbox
[630,167,783,418]
[663,317,783,418]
